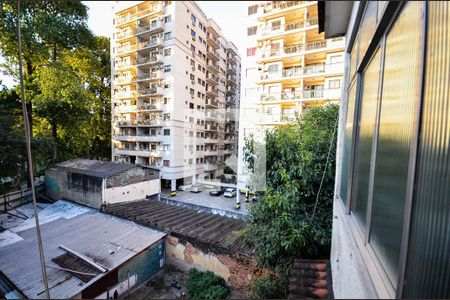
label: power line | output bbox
[16,1,50,298]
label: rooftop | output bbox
[105,199,252,256]
[0,200,166,299]
[288,259,333,299]
[50,159,137,178]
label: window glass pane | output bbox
[340,82,358,203]
[359,1,378,56]
[351,49,381,228]
[369,1,424,287]
[350,33,360,79]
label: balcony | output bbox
[203,162,218,171]
[259,18,319,39]
[116,146,164,158]
[115,105,137,113]
[136,55,163,67]
[258,1,308,19]
[115,60,136,70]
[226,54,237,64]
[206,35,220,49]
[206,49,220,62]
[114,135,162,143]
[113,76,136,85]
[303,90,324,99]
[206,98,219,108]
[114,4,164,26]
[205,111,219,121]
[204,124,218,132]
[115,30,134,41]
[259,91,301,103]
[113,91,137,100]
[303,64,326,76]
[116,119,163,127]
[227,64,237,74]
[136,87,163,97]
[136,21,164,36]
[206,87,219,98]
[204,136,218,144]
[204,149,218,156]
[206,74,219,86]
[305,40,327,51]
[137,38,163,51]
[207,62,219,74]
[136,71,163,82]
[116,44,138,55]
[137,103,163,111]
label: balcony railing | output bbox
[115,61,136,69]
[303,64,325,75]
[137,104,162,111]
[114,4,163,26]
[114,91,137,99]
[206,98,219,107]
[305,40,327,51]
[137,71,163,81]
[137,55,162,66]
[260,1,307,14]
[113,76,136,84]
[260,18,319,36]
[303,90,324,99]
[136,22,164,35]
[137,87,162,96]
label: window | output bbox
[163,144,170,151]
[163,129,170,136]
[191,29,196,37]
[248,5,258,15]
[163,160,170,167]
[191,45,196,52]
[164,32,172,40]
[164,15,171,23]
[271,20,281,30]
[188,159,193,165]
[330,55,343,64]
[247,26,257,36]
[189,102,194,109]
[329,79,341,89]
[164,65,171,72]
[164,48,172,56]
[268,64,279,73]
[247,47,256,56]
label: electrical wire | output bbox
[16,0,50,298]
[311,116,339,220]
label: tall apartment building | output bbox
[111,1,241,191]
[237,1,345,191]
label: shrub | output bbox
[186,269,230,299]
[252,274,288,299]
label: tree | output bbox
[244,105,339,298]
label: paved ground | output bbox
[161,187,253,215]
[124,264,247,299]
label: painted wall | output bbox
[165,235,264,294]
[45,168,103,209]
[105,179,160,205]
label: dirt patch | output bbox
[123,264,248,299]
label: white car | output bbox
[224,188,237,198]
[178,184,192,191]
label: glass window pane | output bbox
[369,1,424,287]
[351,49,381,228]
[340,82,358,203]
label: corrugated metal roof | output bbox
[0,201,166,299]
[51,159,135,178]
[105,199,252,256]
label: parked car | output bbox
[178,184,192,191]
[190,184,203,193]
[209,186,227,196]
[224,188,237,198]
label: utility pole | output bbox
[16,0,50,298]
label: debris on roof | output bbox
[105,199,252,256]
[0,200,166,299]
[288,259,333,299]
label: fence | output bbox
[0,183,46,212]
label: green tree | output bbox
[244,105,339,298]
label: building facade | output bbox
[111,1,241,191]
[321,1,450,298]
[237,1,345,191]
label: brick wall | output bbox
[165,235,265,294]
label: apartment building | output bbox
[237,1,345,192]
[111,1,241,191]
[322,1,450,298]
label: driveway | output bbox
[160,187,252,215]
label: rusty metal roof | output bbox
[0,201,166,299]
[105,199,252,256]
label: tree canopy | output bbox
[244,105,339,298]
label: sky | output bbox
[0,1,248,88]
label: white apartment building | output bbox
[237,1,345,192]
[111,1,241,191]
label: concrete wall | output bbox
[105,179,160,205]
[165,235,264,294]
[45,168,103,209]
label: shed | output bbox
[0,200,166,299]
[45,159,160,209]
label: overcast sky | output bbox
[0,1,248,88]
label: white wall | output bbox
[105,179,160,204]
